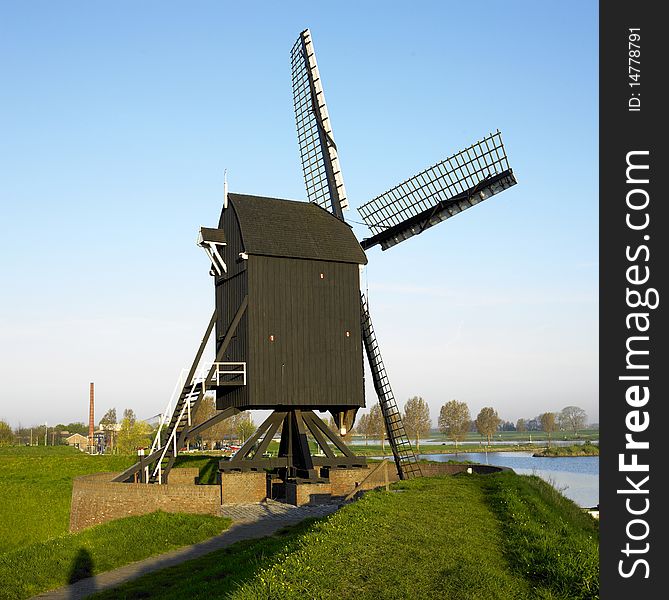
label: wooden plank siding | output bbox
[215,202,249,408]
[213,193,366,410]
[245,256,364,409]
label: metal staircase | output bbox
[149,379,204,483]
[112,306,248,484]
[360,293,421,480]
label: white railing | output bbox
[148,361,246,484]
[153,394,194,484]
[213,362,246,386]
[191,361,247,389]
[148,368,189,457]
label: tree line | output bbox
[351,399,590,451]
[0,395,257,453]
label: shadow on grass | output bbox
[68,548,96,597]
[87,514,326,599]
[171,455,220,484]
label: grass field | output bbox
[0,446,136,552]
[534,443,599,457]
[0,512,230,600]
[91,473,599,600]
[347,429,599,456]
[0,446,231,600]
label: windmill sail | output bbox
[291,29,348,219]
[358,131,517,251]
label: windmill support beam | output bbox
[221,409,366,480]
[183,407,241,440]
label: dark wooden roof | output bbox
[221,193,367,265]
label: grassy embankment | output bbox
[91,473,599,600]
[533,442,600,457]
[346,429,599,456]
[0,446,231,600]
[187,429,600,458]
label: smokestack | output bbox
[88,382,95,454]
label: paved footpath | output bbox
[32,501,340,600]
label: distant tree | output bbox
[99,408,118,453]
[32,424,48,445]
[13,425,30,445]
[475,407,501,447]
[232,413,256,443]
[402,396,431,452]
[516,418,527,433]
[500,420,516,432]
[191,395,216,450]
[356,412,370,446]
[526,417,541,432]
[0,420,15,446]
[438,400,471,453]
[367,405,386,453]
[100,408,117,426]
[116,417,152,454]
[559,406,588,437]
[66,422,88,436]
[123,409,136,426]
[540,412,557,447]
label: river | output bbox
[414,451,599,508]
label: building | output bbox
[65,433,88,450]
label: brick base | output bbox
[286,482,333,506]
[69,471,221,532]
[329,465,399,496]
[220,471,268,503]
[68,463,508,532]
[167,467,200,485]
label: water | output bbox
[357,438,598,447]
[415,451,599,508]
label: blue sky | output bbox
[0,1,598,429]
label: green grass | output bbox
[0,511,231,600]
[0,446,232,600]
[90,474,599,600]
[483,472,599,599]
[425,429,600,443]
[90,520,320,600]
[0,446,136,552]
[534,443,599,457]
[172,454,221,484]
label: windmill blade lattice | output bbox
[291,29,348,218]
[358,131,517,250]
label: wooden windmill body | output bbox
[115,29,517,486]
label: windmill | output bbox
[114,29,516,487]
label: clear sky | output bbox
[0,1,598,429]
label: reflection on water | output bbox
[417,451,599,508]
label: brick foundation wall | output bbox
[69,464,508,532]
[220,471,267,504]
[286,482,333,506]
[69,472,221,532]
[168,468,200,485]
[418,463,508,477]
[329,465,400,496]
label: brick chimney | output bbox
[88,382,95,453]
